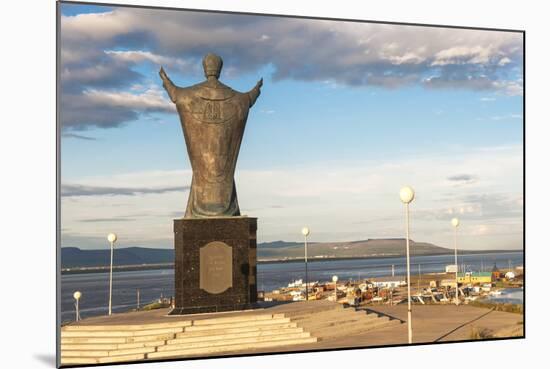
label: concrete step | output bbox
[283,308,344,320]
[184,317,291,331]
[62,321,191,331]
[61,346,156,358]
[61,353,145,365]
[305,319,376,334]
[169,327,304,345]
[147,336,318,359]
[273,301,344,317]
[62,336,127,344]
[61,339,166,351]
[127,333,177,343]
[158,331,312,352]
[62,332,177,344]
[174,322,298,338]
[290,307,365,319]
[61,326,184,338]
[191,313,285,326]
[59,312,315,365]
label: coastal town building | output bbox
[441,279,457,288]
[492,263,501,281]
[371,277,406,289]
[457,272,493,285]
[445,264,458,273]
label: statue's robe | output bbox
[162,77,261,218]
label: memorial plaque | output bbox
[199,241,233,294]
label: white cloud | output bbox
[490,113,522,121]
[104,50,196,73]
[431,45,493,66]
[82,86,175,112]
[498,57,512,66]
[61,10,130,41]
[59,7,523,130]
[492,80,524,96]
[60,85,175,130]
[388,53,426,65]
[61,8,523,89]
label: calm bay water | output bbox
[60,251,523,322]
[485,288,524,304]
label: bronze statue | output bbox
[159,53,263,218]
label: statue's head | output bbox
[202,53,223,79]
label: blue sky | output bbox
[60,3,524,251]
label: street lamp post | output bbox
[400,186,415,344]
[301,227,311,301]
[107,233,117,316]
[73,291,82,322]
[332,275,338,302]
[452,218,460,306]
[418,264,421,291]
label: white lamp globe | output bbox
[399,186,415,204]
[332,275,338,283]
[451,218,460,228]
[301,227,310,237]
[73,291,82,300]
[107,233,118,243]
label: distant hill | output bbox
[61,247,174,268]
[257,238,452,260]
[61,238,455,268]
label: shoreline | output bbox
[61,249,523,275]
[257,249,522,264]
[61,270,524,322]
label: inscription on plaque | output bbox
[199,241,233,294]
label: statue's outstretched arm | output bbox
[248,78,263,107]
[159,67,179,103]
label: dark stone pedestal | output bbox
[169,217,258,315]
